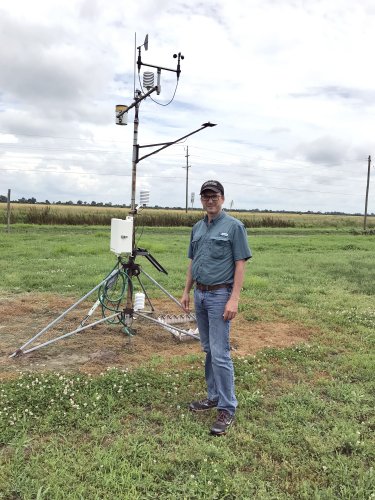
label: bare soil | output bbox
[0,293,313,380]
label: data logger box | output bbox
[110,217,133,255]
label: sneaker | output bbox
[189,398,218,412]
[210,410,235,436]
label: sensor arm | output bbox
[138,61,179,74]
[137,123,216,163]
[116,86,159,119]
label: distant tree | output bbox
[90,201,97,206]
[0,195,7,203]
[45,200,50,205]
[77,200,83,205]
[66,201,73,205]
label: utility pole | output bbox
[183,146,191,213]
[364,155,371,231]
[6,189,11,233]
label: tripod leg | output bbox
[10,269,120,358]
[140,268,184,309]
[20,312,121,355]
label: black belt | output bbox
[195,282,231,291]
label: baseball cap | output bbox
[200,180,224,195]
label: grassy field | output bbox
[0,225,374,498]
[1,202,374,229]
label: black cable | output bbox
[138,73,179,107]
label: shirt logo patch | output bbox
[220,232,228,237]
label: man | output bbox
[181,180,252,436]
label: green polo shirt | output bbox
[188,211,252,285]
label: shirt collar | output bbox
[204,210,226,225]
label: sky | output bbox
[1,0,375,213]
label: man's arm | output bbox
[223,259,247,321]
[181,259,193,313]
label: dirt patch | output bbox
[0,293,313,380]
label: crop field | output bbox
[0,223,374,498]
[2,202,374,229]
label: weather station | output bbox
[11,35,216,357]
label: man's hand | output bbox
[223,259,246,321]
[181,260,193,313]
[181,291,190,313]
[223,297,239,321]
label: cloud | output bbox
[290,86,375,106]
[295,136,350,166]
[0,10,115,118]
[0,0,374,214]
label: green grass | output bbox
[0,225,374,498]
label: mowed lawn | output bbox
[0,224,374,499]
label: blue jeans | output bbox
[194,287,238,415]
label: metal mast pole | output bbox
[364,155,371,231]
[130,96,140,253]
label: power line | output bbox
[0,130,127,143]
[0,167,362,197]
[216,178,360,197]
[0,134,366,172]
[0,144,128,154]
[189,145,366,169]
